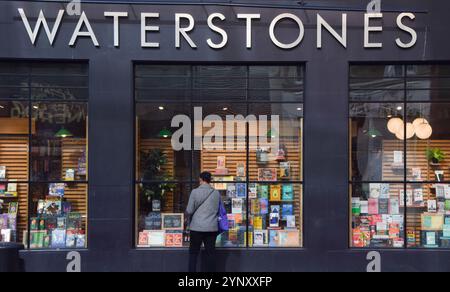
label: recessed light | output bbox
[158,106,165,111]
[222,107,228,111]
[0,105,4,109]
[33,105,39,109]
[297,107,302,111]
[397,106,403,111]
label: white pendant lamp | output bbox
[415,122,433,140]
[395,122,415,140]
[412,118,429,128]
[387,118,404,134]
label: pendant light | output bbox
[55,128,73,138]
[387,117,404,135]
[395,122,415,140]
[158,128,172,138]
[415,122,433,140]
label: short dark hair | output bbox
[199,172,212,183]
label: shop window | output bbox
[0,62,88,249]
[350,64,450,249]
[136,65,304,248]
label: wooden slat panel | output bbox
[0,137,28,243]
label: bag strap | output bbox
[192,189,216,217]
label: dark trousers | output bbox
[189,231,218,273]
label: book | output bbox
[51,229,66,248]
[165,231,183,247]
[148,230,166,247]
[77,151,87,176]
[0,184,5,196]
[352,198,361,215]
[444,224,450,238]
[65,169,75,181]
[368,198,379,215]
[215,156,228,175]
[31,230,46,249]
[258,185,269,199]
[152,199,161,212]
[369,183,381,199]
[44,200,62,216]
[278,230,300,247]
[257,168,278,182]
[76,233,86,248]
[67,213,82,229]
[380,184,390,199]
[279,162,291,179]
[248,183,257,199]
[0,229,11,242]
[282,184,294,201]
[49,183,65,197]
[138,231,149,246]
[236,183,247,198]
[428,200,437,213]
[8,202,18,215]
[393,151,403,164]
[236,162,246,177]
[412,167,422,181]
[62,201,72,215]
[5,181,17,197]
[269,213,280,228]
[389,198,400,215]
[65,230,77,248]
[253,230,268,247]
[286,215,296,228]
[0,166,5,180]
[252,216,263,230]
[413,188,424,204]
[426,231,437,246]
[226,184,236,198]
[268,229,280,247]
[360,200,369,215]
[250,199,260,215]
[259,198,269,215]
[281,203,294,220]
[232,198,243,214]
[378,198,389,215]
[270,185,281,201]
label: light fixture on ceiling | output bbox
[33,105,39,110]
[158,106,165,111]
[387,117,404,134]
[414,118,433,140]
[55,128,73,138]
[158,128,172,138]
[395,122,415,140]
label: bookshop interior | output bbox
[0,62,88,249]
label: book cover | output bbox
[62,201,72,215]
[226,184,236,198]
[232,198,243,214]
[5,181,17,197]
[286,215,296,228]
[412,167,422,181]
[258,185,269,199]
[51,229,66,249]
[380,184,390,199]
[67,213,82,229]
[426,231,437,246]
[378,198,389,215]
[393,151,403,164]
[57,217,67,229]
[248,183,257,199]
[148,230,166,247]
[167,231,183,247]
[270,185,281,202]
[282,184,294,201]
[30,217,38,230]
[360,200,369,215]
[253,230,268,247]
[269,213,280,228]
[428,200,437,213]
[236,183,247,198]
[0,183,5,196]
[76,234,86,248]
[368,198,379,215]
[259,198,269,215]
[389,198,400,215]
[49,183,65,197]
[352,198,361,215]
[369,183,381,199]
[0,166,5,180]
[252,216,263,230]
[279,162,291,179]
[278,230,300,247]
[138,231,149,246]
[281,203,294,220]
[8,202,18,215]
[250,199,260,215]
[268,229,280,247]
[44,200,62,216]
[258,168,278,182]
[413,188,424,204]
[65,230,77,248]
[65,169,75,181]
[236,162,246,177]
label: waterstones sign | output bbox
[17,7,418,50]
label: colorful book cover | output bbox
[57,216,67,229]
[226,184,236,198]
[259,198,269,215]
[65,169,75,181]
[369,183,381,199]
[0,166,5,180]
[0,214,9,229]
[65,230,77,248]
[49,183,65,197]
[368,198,379,215]
[253,230,268,246]
[360,200,369,215]
[67,213,82,229]
[51,229,66,249]
[389,198,400,215]
[380,184,390,199]
[279,230,300,247]
[62,201,72,215]
[279,162,291,179]
[282,184,294,201]
[8,202,18,215]
[270,185,281,202]
[248,183,257,199]
[44,200,62,216]
[30,217,38,230]
[269,212,280,228]
[428,200,437,213]
[0,183,6,196]
[5,181,17,197]
[252,216,263,230]
[250,199,260,215]
[76,234,86,248]
[258,185,269,199]
[236,162,246,177]
[269,229,280,247]
[258,168,278,182]
[236,183,247,198]
[413,188,424,204]
[286,215,296,228]
[232,198,243,214]
[281,204,294,220]
[138,231,149,246]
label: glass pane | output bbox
[136,183,191,248]
[350,89,404,102]
[407,65,450,77]
[0,87,29,100]
[350,103,405,181]
[30,63,88,76]
[248,183,302,248]
[350,65,404,78]
[407,89,450,101]
[350,78,404,90]
[28,182,88,249]
[406,103,450,182]
[136,103,191,182]
[215,182,248,248]
[31,102,88,181]
[350,183,405,248]
[406,183,450,249]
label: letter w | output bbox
[18,8,65,45]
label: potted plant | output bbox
[426,148,445,166]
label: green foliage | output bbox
[426,148,445,163]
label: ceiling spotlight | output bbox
[158,106,165,111]
[33,105,39,109]
[397,106,403,111]
[222,107,228,111]
[297,107,302,111]
[0,105,4,109]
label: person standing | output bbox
[186,172,221,273]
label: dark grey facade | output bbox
[1,0,450,272]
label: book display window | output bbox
[0,62,88,249]
[350,64,450,249]
[136,65,303,248]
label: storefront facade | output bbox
[0,0,450,272]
